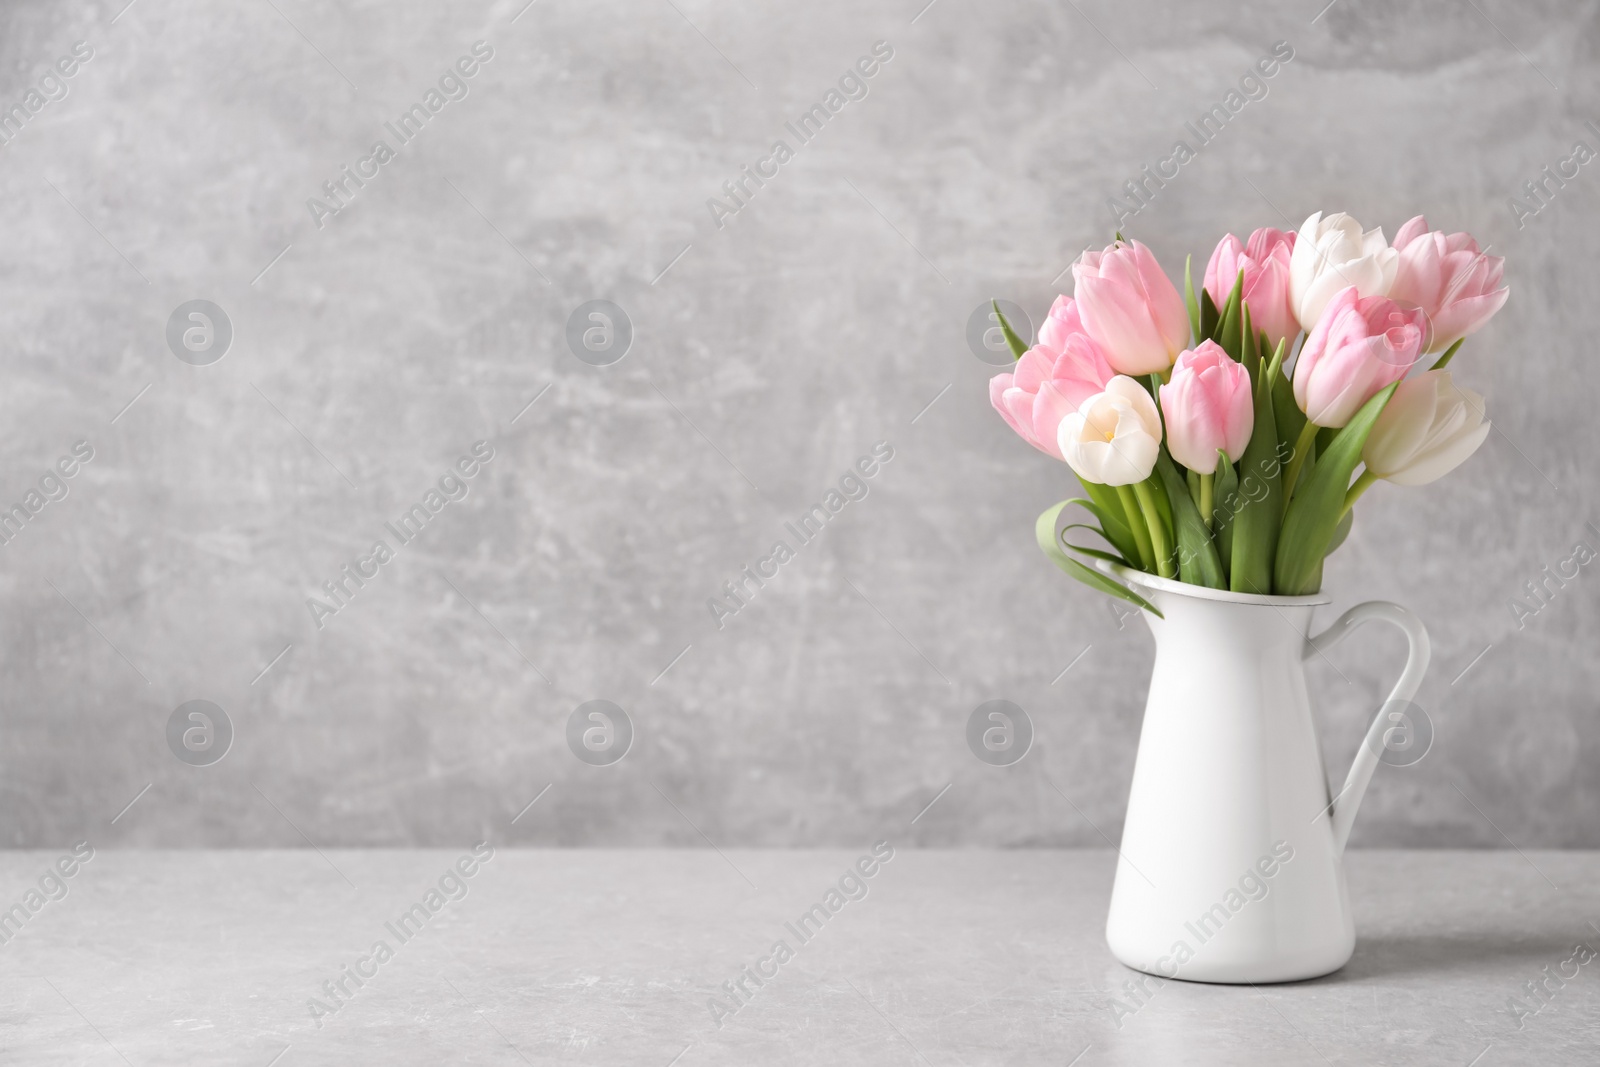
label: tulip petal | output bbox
[1362,374,1437,476]
[1030,382,1078,460]
[1076,275,1166,375]
[1012,345,1052,393]
[1393,215,1428,250]
[1388,418,1489,486]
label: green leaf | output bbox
[1213,271,1245,360]
[1270,346,1307,468]
[991,300,1029,359]
[1035,503,1162,617]
[1292,423,1319,501]
[1186,466,1202,508]
[1076,484,1143,569]
[1184,254,1201,344]
[1274,384,1400,595]
[1059,536,1129,566]
[1155,452,1225,589]
[1432,336,1465,370]
[1239,301,1259,380]
[1055,516,1132,567]
[1200,288,1219,340]
[1325,506,1354,556]
[1263,337,1286,391]
[1212,448,1238,580]
[1145,470,1174,550]
[1229,356,1281,595]
[1058,553,1164,617]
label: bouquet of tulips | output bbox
[989,212,1508,614]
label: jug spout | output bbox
[1307,602,1431,854]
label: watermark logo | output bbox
[704,41,895,231]
[706,841,895,1028]
[0,41,94,150]
[1508,122,1598,230]
[1108,841,1296,1028]
[166,300,232,366]
[1509,527,1597,630]
[565,300,632,366]
[567,699,632,766]
[965,300,1031,366]
[306,42,495,230]
[1108,41,1294,227]
[307,843,495,1029]
[0,842,94,947]
[966,699,1033,766]
[0,439,94,549]
[1367,699,1432,768]
[707,441,894,630]
[1501,935,1599,1030]
[166,700,233,767]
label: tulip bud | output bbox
[1058,376,1163,486]
[1362,370,1490,485]
[1158,341,1254,473]
[1203,228,1297,349]
[1071,240,1190,376]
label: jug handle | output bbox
[1303,601,1431,855]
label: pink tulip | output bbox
[1158,340,1255,472]
[1203,228,1298,350]
[989,300,1116,459]
[1293,286,1425,428]
[1388,215,1509,354]
[1037,294,1083,353]
[1071,239,1190,376]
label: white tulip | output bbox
[1058,376,1162,486]
[1289,211,1399,333]
[1362,370,1490,486]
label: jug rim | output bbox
[1095,560,1332,607]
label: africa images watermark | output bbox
[704,40,895,230]
[706,841,896,1029]
[305,41,496,229]
[305,842,495,1029]
[706,441,895,630]
[1508,120,1599,229]
[306,440,496,630]
[1500,926,1600,1031]
[0,440,95,549]
[0,40,95,149]
[1107,840,1297,1029]
[1107,40,1296,228]
[1507,522,1597,631]
[0,842,95,949]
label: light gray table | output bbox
[1,850,1595,1065]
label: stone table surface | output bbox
[1,849,1597,1065]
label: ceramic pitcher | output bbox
[1099,564,1430,984]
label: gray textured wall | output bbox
[1,0,1595,849]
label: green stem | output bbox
[1115,483,1156,572]
[1280,421,1320,518]
[1432,337,1464,370]
[1198,471,1214,532]
[1342,468,1379,518]
[1131,478,1175,579]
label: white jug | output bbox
[1099,564,1430,984]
